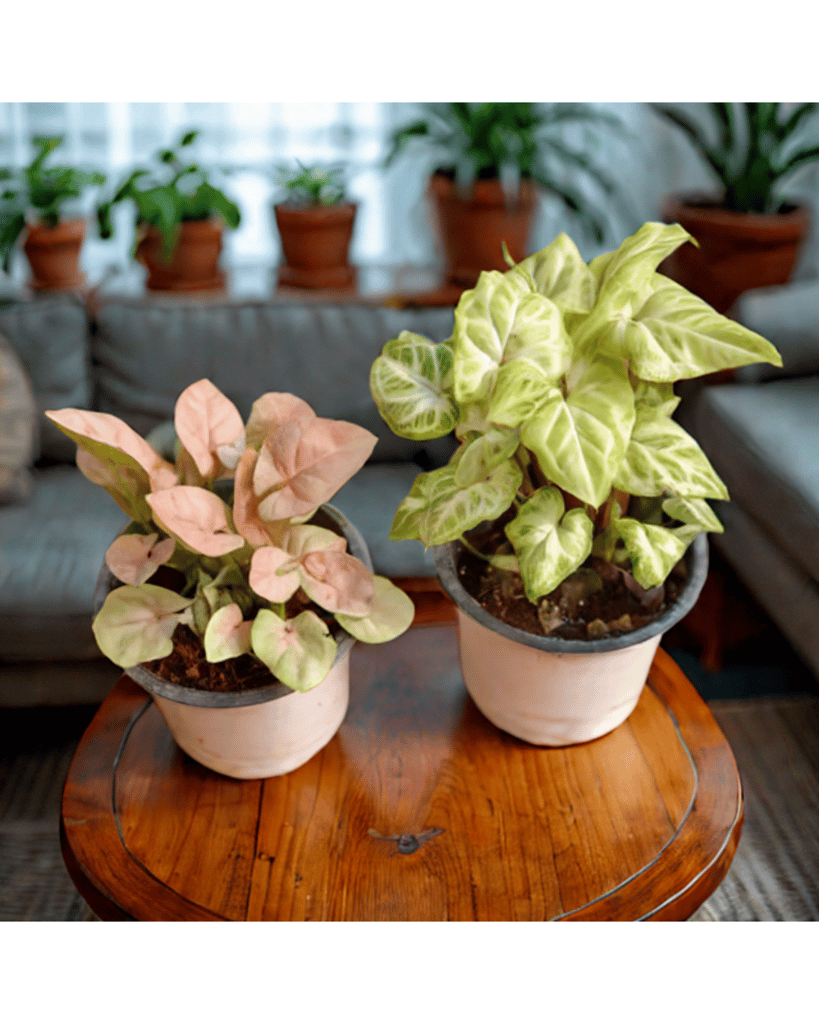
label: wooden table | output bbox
[61,625,743,921]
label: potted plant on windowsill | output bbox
[369,222,782,746]
[96,130,241,292]
[273,162,357,291]
[0,136,105,291]
[652,103,819,313]
[385,102,628,288]
[45,380,414,779]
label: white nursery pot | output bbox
[434,533,708,747]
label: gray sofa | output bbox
[678,278,819,682]
[0,295,455,706]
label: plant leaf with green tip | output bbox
[204,603,252,662]
[487,360,555,428]
[251,609,337,692]
[512,232,596,313]
[453,425,520,487]
[504,486,594,601]
[601,275,783,381]
[613,406,728,500]
[662,495,724,533]
[520,355,635,507]
[369,331,457,440]
[92,584,193,668]
[595,221,694,296]
[335,575,415,642]
[633,379,680,416]
[615,517,700,590]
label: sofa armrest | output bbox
[734,279,819,382]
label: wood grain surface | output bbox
[61,625,743,921]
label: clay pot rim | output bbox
[24,217,86,239]
[434,531,708,655]
[273,202,357,225]
[429,170,540,209]
[93,503,372,708]
[138,218,224,237]
[663,193,811,238]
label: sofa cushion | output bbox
[692,377,819,583]
[734,280,819,383]
[0,466,128,661]
[0,332,37,504]
[0,297,92,463]
[91,299,455,463]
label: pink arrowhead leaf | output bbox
[249,545,302,603]
[233,448,281,548]
[92,584,193,668]
[105,532,176,585]
[146,486,245,556]
[285,524,347,558]
[245,392,316,450]
[253,417,378,520]
[299,549,375,615]
[335,575,415,642]
[174,379,245,479]
[250,609,337,691]
[203,603,253,662]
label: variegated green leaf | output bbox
[633,379,679,416]
[613,406,729,500]
[204,603,253,662]
[453,425,520,487]
[512,232,596,314]
[92,584,193,668]
[504,486,594,601]
[250,609,338,692]
[369,331,458,440]
[602,275,782,381]
[520,355,635,507]
[335,575,415,643]
[662,495,724,534]
[615,517,700,590]
[487,360,555,428]
[595,222,694,296]
[388,471,435,542]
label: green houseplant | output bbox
[273,161,357,290]
[45,379,414,778]
[652,103,819,311]
[0,136,105,290]
[385,102,628,286]
[370,221,782,745]
[96,130,241,292]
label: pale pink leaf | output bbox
[250,609,337,692]
[254,417,377,519]
[46,408,165,478]
[105,532,176,585]
[249,546,301,603]
[233,448,278,547]
[245,392,316,450]
[300,550,375,615]
[146,486,245,556]
[335,575,415,641]
[92,584,193,667]
[284,524,347,559]
[204,603,253,662]
[174,379,245,478]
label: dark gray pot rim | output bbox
[93,503,371,709]
[434,531,708,655]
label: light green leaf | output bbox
[250,609,338,692]
[369,331,458,440]
[389,459,522,547]
[500,291,574,378]
[633,379,679,416]
[613,406,729,500]
[520,355,635,508]
[512,232,596,314]
[92,584,193,668]
[602,275,783,381]
[615,517,699,590]
[504,486,594,601]
[204,603,253,662]
[487,360,555,428]
[335,575,415,643]
[595,222,694,296]
[662,495,724,534]
[453,425,520,487]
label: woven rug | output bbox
[2,693,817,922]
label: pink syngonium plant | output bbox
[45,379,415,692]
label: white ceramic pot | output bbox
[95,504,368,779]
[434,533,708,746]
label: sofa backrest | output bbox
[734,279,819,383]
[90,298,456,462]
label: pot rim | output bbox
[93,503,372,708]
[434,531,708,655]
[662,192,811,231]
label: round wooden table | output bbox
[61,625,743,921]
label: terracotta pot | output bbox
[274,202,357,290]
[428,172,539,288]
[660,194,811,314]
[434,533,708,746]
[135,219,225,292]
[23,218,85,291]
[94,505,370,779]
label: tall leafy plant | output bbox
[276,161,346,207]
[369,222,781,631]
[652,102,819,214]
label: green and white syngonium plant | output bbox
[370,221,782,631]
[45,381,414,691]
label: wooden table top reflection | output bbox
[60,624,743,921]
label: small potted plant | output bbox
[45,380,414,778]
[369,221,782,746]
[0,136,105,291]
[385,102,628,287]
[652,103,818,312]
[273,161,357,290]
[96,130,241,292]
